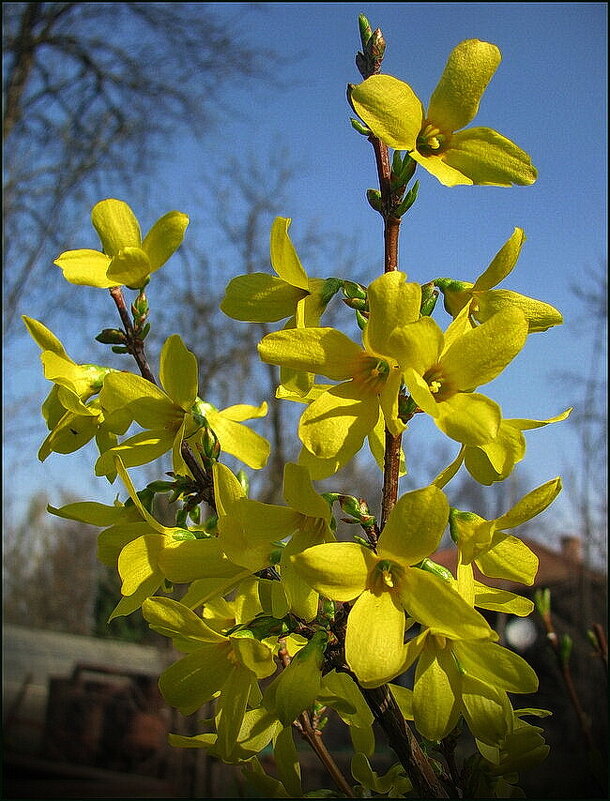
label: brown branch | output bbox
[278,646,355,797]
[363,685,450,798]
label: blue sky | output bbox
[6,3,607,533]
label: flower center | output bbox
[353,355,390,395]
[370,559,404,594]
[422,364,456,402]
[417,122,450,156]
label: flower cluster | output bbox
[26,21,572,799]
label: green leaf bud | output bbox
[342,280,368,301]
[95,328,126,345]
[355,309,368,330]
[358,14,373,48]
[398,393,419,421]
[434,278,472,294]
[414,557,453,583]
[171,528,197,541]
[350,117,371,136]
[201,425,221,460]
[420,282,439,317]
[534,587,552,616]
[139,322,151,340]
[366,188,383,212]
[394,180,419,217]
[398,154,417,184]
[111,345,129,354]
[320,277,343,305]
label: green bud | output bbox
[398,393,418,422]
[139,322,150,340]
[95,328,126,345]
[534,587,552,616]
[420,282,439,317]
[350,117,371,136]
[398,154,417,184]
[175,506,189,527]
[392,150,404,176]
[342,280,368,301]
[355,309,368,330]
[414,557,453,583]
[146,480,175,493]
[358,14,373,48]
[434,278,471,294]
[322,492,341,504]
[320,277,343,305]
[559,633,573,666]
[111,345,129,354]
[343,296,368,312]
[394,180,419,217]
[366,188,383,212]
[201,426,221,460]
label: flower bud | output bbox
[534,587,552,617]
[366,188,383,212]
[95,328,126,345]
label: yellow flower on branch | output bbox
[95,333,270,477]
[399,306,529,447]
[258,271,421,471]
[350,39,537,187]
[54,198,189,289]
[436,228,563,332]
[291,485,493,688]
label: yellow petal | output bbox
[495,477,562,530]
[413,644,460,741]
[436,393,501,446]
[473,228,525,291]
[453,639,538,693]
[221,273,306,322]
[118,533,165,596]
[345,590,408,688]
[206,409,270,469]
[350,75,424,150]
[142,210,189,272]
[461,674,513,746]
[160,334,198,409]
[160,538,248,583]
[474,290,563,332]
[399,568,492,640]
[283,462,330,521]
[258,327,364,380]
[379,485,449,565]
[290,542,374,602]
[411,150,473,186]
[54,248,115,288]
[23,316,69,357]
[158,643,231,715]
[270,217,309,290]
[444,128,537,186]
[473,582,534,617]
[106,246,150,287]
[299,382,379,460]
[428,40,501,133]
[365,271,422,359]
[476,534,538,585]
[441,308,528,390]
[91,198,141,255]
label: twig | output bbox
[278,646,356,797]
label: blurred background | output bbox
[3,3,607,798]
